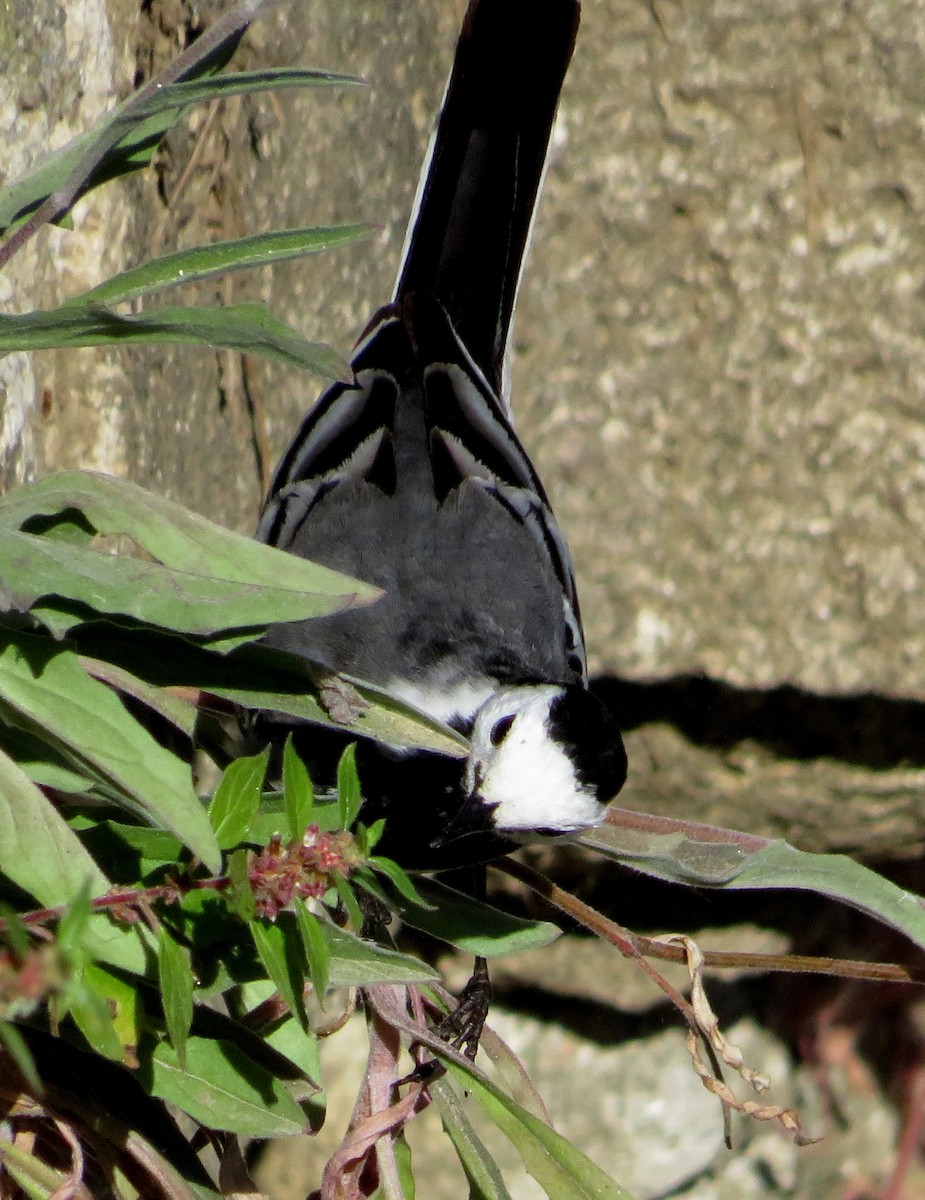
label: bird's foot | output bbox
[400,957,492,1085]
[432,955,491,1061]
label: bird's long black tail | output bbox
[393,0,580,397]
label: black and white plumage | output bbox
[257,0,627,866]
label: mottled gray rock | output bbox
[0,0,140,485]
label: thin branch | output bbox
[494,856,925,986]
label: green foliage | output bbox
[209,749,270,851]
[158,928,194,1067]
[283,733,314,840]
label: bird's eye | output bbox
[489,714,516,746]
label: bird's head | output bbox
[436,684,627,847]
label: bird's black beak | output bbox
[430,791,498,849]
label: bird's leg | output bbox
[432,864,491,1059]
[399,866,493,1085]
[432,953,491,1060]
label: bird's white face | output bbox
[465,685,606,836]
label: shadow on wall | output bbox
[593,674,925,771]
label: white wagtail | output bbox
[256,0,627,867]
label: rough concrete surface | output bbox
[0,0,142,487]
[4,0,925,1197]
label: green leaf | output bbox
[296,904,330,999]
[0,1020,42,1093]
[283,735,314,841]
[0,747,146,972]
[79,655,196,737]
[443,1063,634,1200]
[0,68,363,235]
[64,976,125,1063]
[0,722,95,793]
[369,855,428,906]
[81,821,184,879]
[158,929,194,1067]
[55,880,94,962]
[71,225,375,307]
[209,750,269,851]
[0,906,30,959]
[151,1036,306,1136]
[0,470,379,631]
[64,624,465,760]
[133,66,364,109]
[99,964,145,1053]
[382,1134,416,1200]
[352,869,394,912]
[0,632,220,870]
[581,814,925,956]
[78,960,142,1066]
[431,1076,513,1200]
[387,877,561,959]
[3,529,352,639]
[226,849,257,923]
[262,1012,322,1090]
[0,302,348,377]
[364,818,387,851]
[207,659,467,756]
[331,872,364,932]
[337,743,362,831]
[250,918,306,1027]
[0,1137,69,1198]
[245,796,343,847]
[321,922,438,988]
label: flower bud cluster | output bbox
[248,825,361,919]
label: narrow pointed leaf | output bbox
[0,746,146,972]
[431,1076,513,1200]
[226,849,257,923]
[66,977,126,1063]
[0,301,349,377]
[0,1138,70,1197]
[55,881,94,962]
[71,225,375,307]
[369,855,428,906]
[443,1063,634,1200]
[250,918,306,1026]
[210,668,466,756]
[322,922,439,988]
[0,68,363,234]
[79,655,196,737]
[331,873,363,931]
[158,929,195,1067]
[386,877,560,959]
[283,736,314,841]
[209,750,268,850]
[0,633,219,870]
[337,744,362,831]
[262,1012,322,1088]
[0,469,378,606]
[582,813,925,956]
[296,905,330,998]
[0,1021,41,1093]
[1,529,369,639]
[0,723,95,794]
[151,1037,306,1136]
[81,961,143,1065]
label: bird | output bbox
[254,0,627,872]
